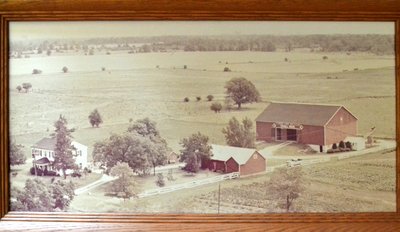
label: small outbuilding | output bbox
[208,144,266,176]
[255,102,358,152]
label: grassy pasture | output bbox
[9,52,395,156]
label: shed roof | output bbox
[211,144,262,165]
[32,137,56,150]
[255,102,354,126]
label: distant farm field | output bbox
[9,51,395,158]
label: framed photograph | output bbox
[1,0,399,231]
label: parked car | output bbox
[286,158,302,167]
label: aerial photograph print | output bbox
[8,21,396,213]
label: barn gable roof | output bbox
[255,102,356,126]
[210,144,263,165]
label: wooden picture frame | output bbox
[1,0,399,231]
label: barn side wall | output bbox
[256,122,274,141]
[226,158,239,173]
[297,125,325,145]
[239,152,266,176]
[208,160,226,173]
[325,107,357,145]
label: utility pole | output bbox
[218,183,221,214]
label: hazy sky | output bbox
[10,21,394,40]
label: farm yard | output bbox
[9,48,396,213]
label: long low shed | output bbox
[208,144,266,176]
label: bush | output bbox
[345,141,353,150]
[323,56,328,60]
[22,82,32,92]
[210,102,222,113]
[339,141,345,149]
[332,143,337,150]
[196,96,201,101]
[62,66,68,73]
[184,97,189,102]
[16,85,22,92]
[102,67,106,71]
[32,69,42,75]
[71,172,82,178]
[156,173,165,187]
[223,67,231,72]
[30,167,43,176]
[206,95,214,101]
[284,57,288,62]
[183,65,187,69]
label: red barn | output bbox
[208,144,266,176]
[255,102,358,152]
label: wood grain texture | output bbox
[1,0,400,231]
[1,222,400,232]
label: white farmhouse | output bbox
[31,137,88,176]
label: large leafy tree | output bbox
[222,117,255,148]
[53,115,77,179]
[109,162,137,200]
[51,180,75,210]
[10,140,26,166]
[93,133,149,175]
[93,132,167,176]
[10,178,75,212]
[127,118,168,175]
[268,166,306,212]
[88,109,103,127]
[225,77,260,109]
[180,132,212,171]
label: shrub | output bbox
[332,143,337,150]
[206,95,214,101]
[22,82,32,92]
[223,67,231,72]
[284,57,288,62]
[62,66,68,73]
[102,67,106,71]
[210,102,222,113]
[183,65,187,69]
[322,56,328,60]
[345,141,353,150]
[184,97,189,102]
[30,167,43,176]
[32,69,42,75]
[156,173,165,187]
[16,85,22,92]
[339,141,345,149]
[196,96,201,101]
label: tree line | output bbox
[11,34,394,55]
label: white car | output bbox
[286,158,302,167]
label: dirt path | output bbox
[74,174,117,195]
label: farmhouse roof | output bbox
[211,144,262,165]
[255,102,356,126]
[35,157,51,165]
[32,137,56,150]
